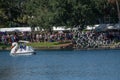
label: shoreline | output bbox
[1,42,120,51]
[1,45,120,51]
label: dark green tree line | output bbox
[0,0,119,30]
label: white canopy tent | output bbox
[0,27,31,32]
[86,24,99,30]
[52,26,72,31]
[86,24,120,31]
[95,24,120,31]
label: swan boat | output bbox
[10,41,36,56]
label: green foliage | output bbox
[0,0,119,29]
[27,42,58,47]
[27,41,70,47]
[0,43,10,49]
[0,0,27,27]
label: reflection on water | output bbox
[0,67,13,80]
[0,50,120,80]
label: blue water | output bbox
[0,50,120,80]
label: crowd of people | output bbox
[0,30,120,49]
[0,31,73,44]
[73,31,120,48]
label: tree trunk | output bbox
[115,0,120,24]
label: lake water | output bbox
[0,50,120,80]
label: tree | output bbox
[0,0,119,29]
[108,0,120,23]
[0,0,28,27]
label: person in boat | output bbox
[20,43,26,51]
[23,43,26,50]
[20,43,23,51]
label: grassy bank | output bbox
[0,43,10,50]
[0,41,72,50]
[27,41,73,50]
[27,42,64,47]
[1,41,120,50]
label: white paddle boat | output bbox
[10,40,36,56]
